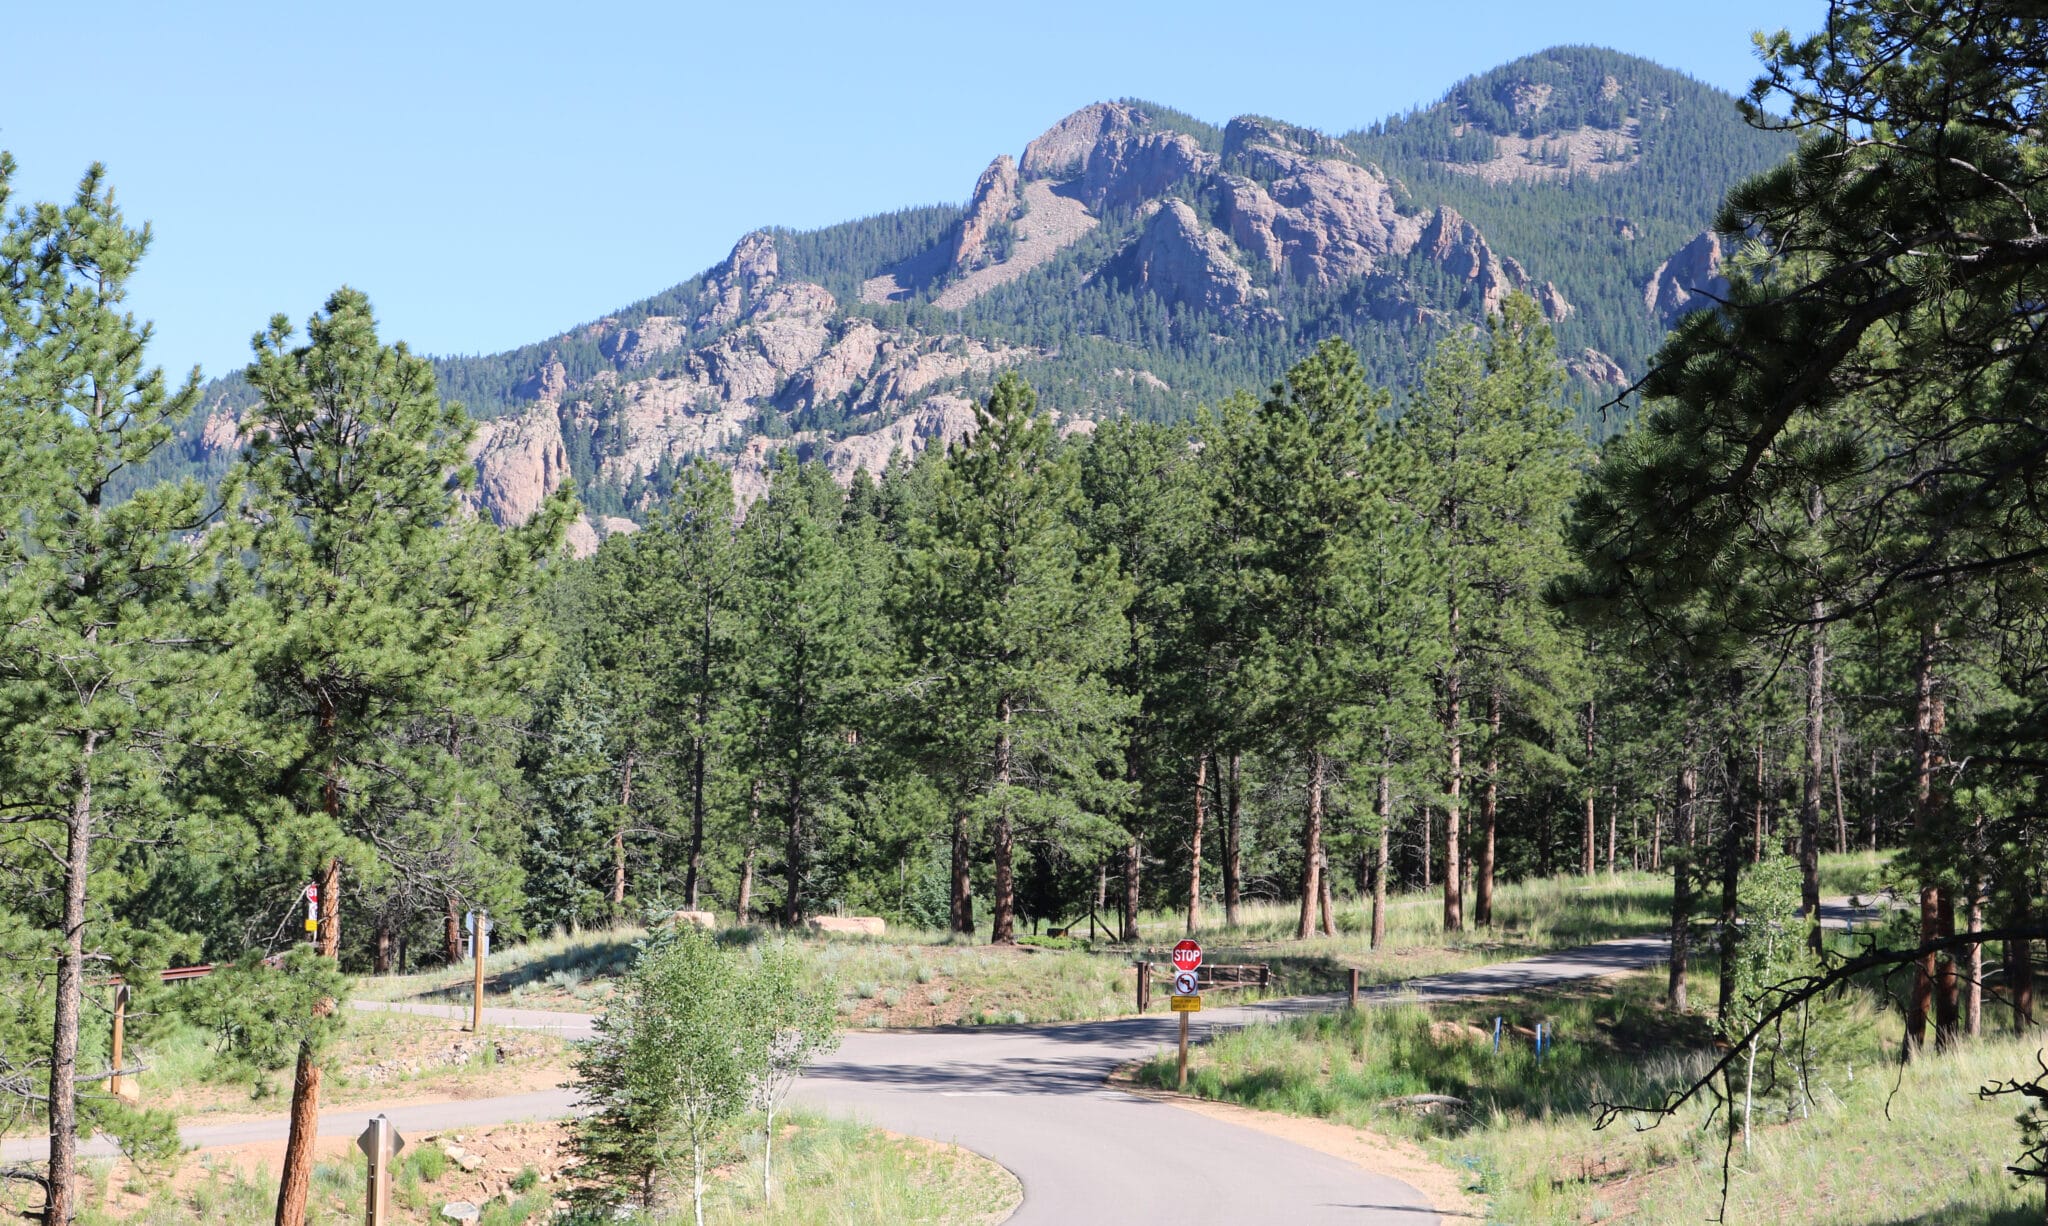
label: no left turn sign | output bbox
[1172,969,1199,996]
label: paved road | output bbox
[8,900,1885,1224]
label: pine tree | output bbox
[895,372,1132,944]
[0,162,231,1221]
[239,287,567,1226]
[1223,339,1390,940]
[733,460,872,924]
[1392,294,1586,932]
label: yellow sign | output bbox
[1170,995,1201,1012]
[303,918,318,932]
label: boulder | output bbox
[440,1202,481,1223]
[807,916,886,936]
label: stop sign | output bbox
[1171,939,1203,973]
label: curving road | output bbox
[5,900,1885,1224]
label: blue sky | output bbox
[2,0,1828,381]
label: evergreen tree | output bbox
[1392,294,1586,931]
[239,287,567,1226]
[1223,339,1390,940]
[895,372,1132,943]
[0,161,228,1222]
[733,460,873,923]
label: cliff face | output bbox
[1646,230,1731,324]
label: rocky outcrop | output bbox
[1417,206,1513,316]
[1568,348,1631,388]
[947,156,1021,272]
[600,316,688,367]
[1074,128,1212,213]
[563,515,601,559]
[1645,230,1730,323]
[199,405,241,456]
[466,402,570,527]
[699,231,783,328]
[1020,102,1145,179]
[1211,127,1417,285]
[1221,116,1353,164]
[1131,200,1254,313]
[1412,206,1572,320]
[1019,103,1214,213]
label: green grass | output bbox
[1141,947,2044,1225]
[52,1116,1015,1225]
[350,853,1899,1032]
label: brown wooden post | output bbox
[107,984,129,1097]
[1136,961,1150,1013]
[1348,968,1360,1010]
[1177,1010,1190,1091]
[1258,964,1270,991]
[471,910,487,1034]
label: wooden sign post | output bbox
[468,910,489,1033]
[1169,941,1202,1090]
[106,984,130,1097]
[357,1114,404,1226]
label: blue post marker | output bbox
[1536,1023,1546,1062]
[1493,1016,1501,1054]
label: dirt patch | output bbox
[1110,1074,1482,1219]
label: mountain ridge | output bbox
[133,45,1791,552]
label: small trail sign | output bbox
[1170,994,1201,1012]
[303,883,319,934]
[1171,939,1203,973]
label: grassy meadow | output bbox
[1136,948,2045,1224]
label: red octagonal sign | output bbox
[1171,939,1203,973]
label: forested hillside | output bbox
[126,47,1791,543]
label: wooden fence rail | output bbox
[1132,961,1270,1013]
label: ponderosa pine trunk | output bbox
[1670,761,1697,1012]
[1296,750,1327,940]
[782,769,807,929]
[1719,731,1746,1024]
[1607,784,1618,874]
[1371,770,1391,949]
[949,805,973,936]
[2008,890,2037,1034]
[1317,848,1336,938]
[1121,839,1140,942]
[1582,701,1597,876]
[991,697,1016,945]
[44,734,97,1226]
[1187,754,1207,934]
[1443,678,1464,933]
[276,856,339,1226]
[1830,730,1849,855]
[1801,533,1827,936]
[1222,753,1242,926]
[1965,865,1983,1039]
[1908,621,1942,1056]
[613,751,634,912]
[444,897,462,965]
[1476,690,1500,926]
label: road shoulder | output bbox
[1108,1071,1479,1220]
